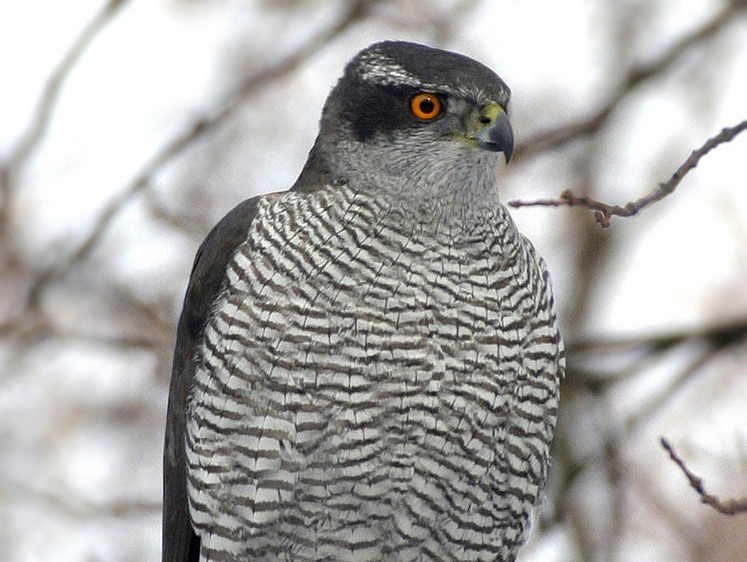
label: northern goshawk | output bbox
[163,40,564,562]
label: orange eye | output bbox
[410,93,442,120]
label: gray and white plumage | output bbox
[163,40,564,562]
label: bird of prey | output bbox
[163,40,564,562]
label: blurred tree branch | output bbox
[0,0,129,225]
[661,437,747,515]
[556,317,747,559]
[2,0,384,333]
[8,481,162,520]
[509,119,747,227]
[567,318,747,409]
[513,0,746,161]
[568,318,747,359]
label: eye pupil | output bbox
[419,99,435,114]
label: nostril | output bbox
[479,116,492,124]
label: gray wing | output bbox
[162,197,260,562]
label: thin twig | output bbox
[660,438,747,515]
[509,119,747,227]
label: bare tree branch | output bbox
[16,0,382,318]
[509,119,747,227]
[4,480,162,520]
[566,318,747,421]
[513,0,746,161]
[661,438,747,515]
[568,317,747,358]
[0,0,129,223]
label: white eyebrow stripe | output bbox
[357,52,422,87]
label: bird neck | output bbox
[300,136,509,235]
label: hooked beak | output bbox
[473,103,514,163]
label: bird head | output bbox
[300,41,514,223]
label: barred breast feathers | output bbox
[185,184,563,562]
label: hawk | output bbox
[163,40,564,562]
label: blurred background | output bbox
[1,0,746,560]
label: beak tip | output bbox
[503,144,513,165]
